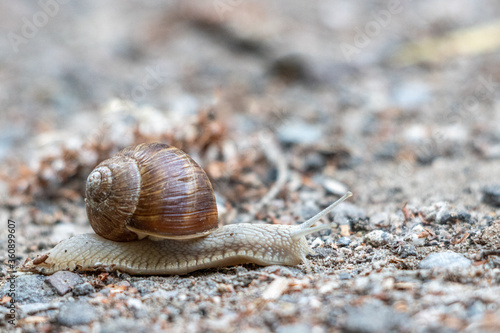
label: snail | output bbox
[21,143,352,275]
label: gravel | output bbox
[2,275,57,303]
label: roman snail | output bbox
[21,143,352,275]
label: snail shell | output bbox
[85,143,218,242]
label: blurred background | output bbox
[2,1,499,156]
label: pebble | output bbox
[482,184,500,207]
[333,203,366,225]
[303,152,325,171]
[100,318,148,333]
[436,206,472,224]
[57,302,97,326]
[337,237,351,247]
[321,178,349,196]
[375,141,400,160]
[319,281,340,294]
[353,277,371,294]
[419,252,471,269]
[405,226,427,246]
[479,221,500,248]
[276,323,311,333]
[277,121,322,145]
[404,124,428,144]
[19,302,60,315]
[342,304,410,332]
[269,54,311,84]
[1,275,57,303]
[144,289,179,301]
[392,81,430,110]
[468,301,486,318]
[405,233,426,246]
[262,277,289,300]
[311,237,324,248]
[399,245,417,258]
[72,282,95,296]
[45,271,83,296]
[363,230,394,247]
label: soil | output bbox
[1,1,499,332]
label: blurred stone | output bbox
[277,121,322,145]
[482,185,500,207]
[262,277,289,300]
[419,252,471,269]
[404,124,428,144]
[311,237,324,248]
[436,203,472,224]
[276,323,311,333]
[321,178,349,196]
[101,318,148,333]
[333,203,367,226]
[343,304,410,333]
[72,282,95,296]
[364,230,394,247]
[353,277,371,294]
[19,302,60,316]
[399,244,417,258]
[393,81,430,110]
[375,142,400,160]
[303,151,325,171]
[57,302,97,326]
[405,233,426,247]
[46,271,83,296]
[269,54,312,84]
[338,237,351,247]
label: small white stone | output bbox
[262,277,289,300]
[311,237,324,248]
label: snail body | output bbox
[22,143,352,275]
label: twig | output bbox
[241,132,289,223]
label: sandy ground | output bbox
[1,1,500,332]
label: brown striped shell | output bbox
[85,143,218,242]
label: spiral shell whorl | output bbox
[86,155,141,241]
[86,167,112,203]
